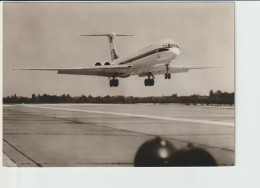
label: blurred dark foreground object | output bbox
[172,146,217,166]
[134,137,177,167]
[134,137,217,167]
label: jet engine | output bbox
[95,62,102,66]
[104,62,111,66]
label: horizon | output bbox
[3,89,234,98]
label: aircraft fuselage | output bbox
[111,39,181,78]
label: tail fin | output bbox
[81,32,134,61]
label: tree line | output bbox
[3,90,234,105]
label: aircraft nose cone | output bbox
[169,47,181,60]
[171,47,181,56]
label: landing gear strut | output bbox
[164,64,171,79]
[144,73,155,86]
[109,77,119,87]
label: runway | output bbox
[3,103,235,167]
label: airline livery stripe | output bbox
[23,105,234,127]
[119,48,169,65]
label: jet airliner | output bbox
[15,32,217,87]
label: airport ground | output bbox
[3,103,234,167]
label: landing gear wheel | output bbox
[150,79,154,86]
[144,79,154,86]
[110,80,113,87]
[109,79,119,87]
[144,79,148,86]
[115,79,119,87]
[165,73,171,79]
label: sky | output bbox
[3,2,234,97]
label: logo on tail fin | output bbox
[111,49,119,60]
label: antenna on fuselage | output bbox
[81,32,134,61]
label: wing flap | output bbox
[14,65,132,77]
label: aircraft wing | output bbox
[14,65,132,77]
[137,65,221,77]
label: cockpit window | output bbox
[162,43,180,48]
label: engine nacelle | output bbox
[104,62,111,66]
[95,62,102,66]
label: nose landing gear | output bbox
[165,73,171,79]
[164,64,171,79]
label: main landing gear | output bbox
[144,73,155,86]
[164,64,171,79]
[144,79,154,86]
[109,78,119,87]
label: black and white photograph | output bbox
[3,2,234,167]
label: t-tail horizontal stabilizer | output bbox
[81,32,134,61]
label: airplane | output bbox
[14,32,218,87]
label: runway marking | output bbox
[3,153,17,167]
[3,139,42,167]
[23,105,234,127]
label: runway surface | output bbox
[3,103,235,167]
